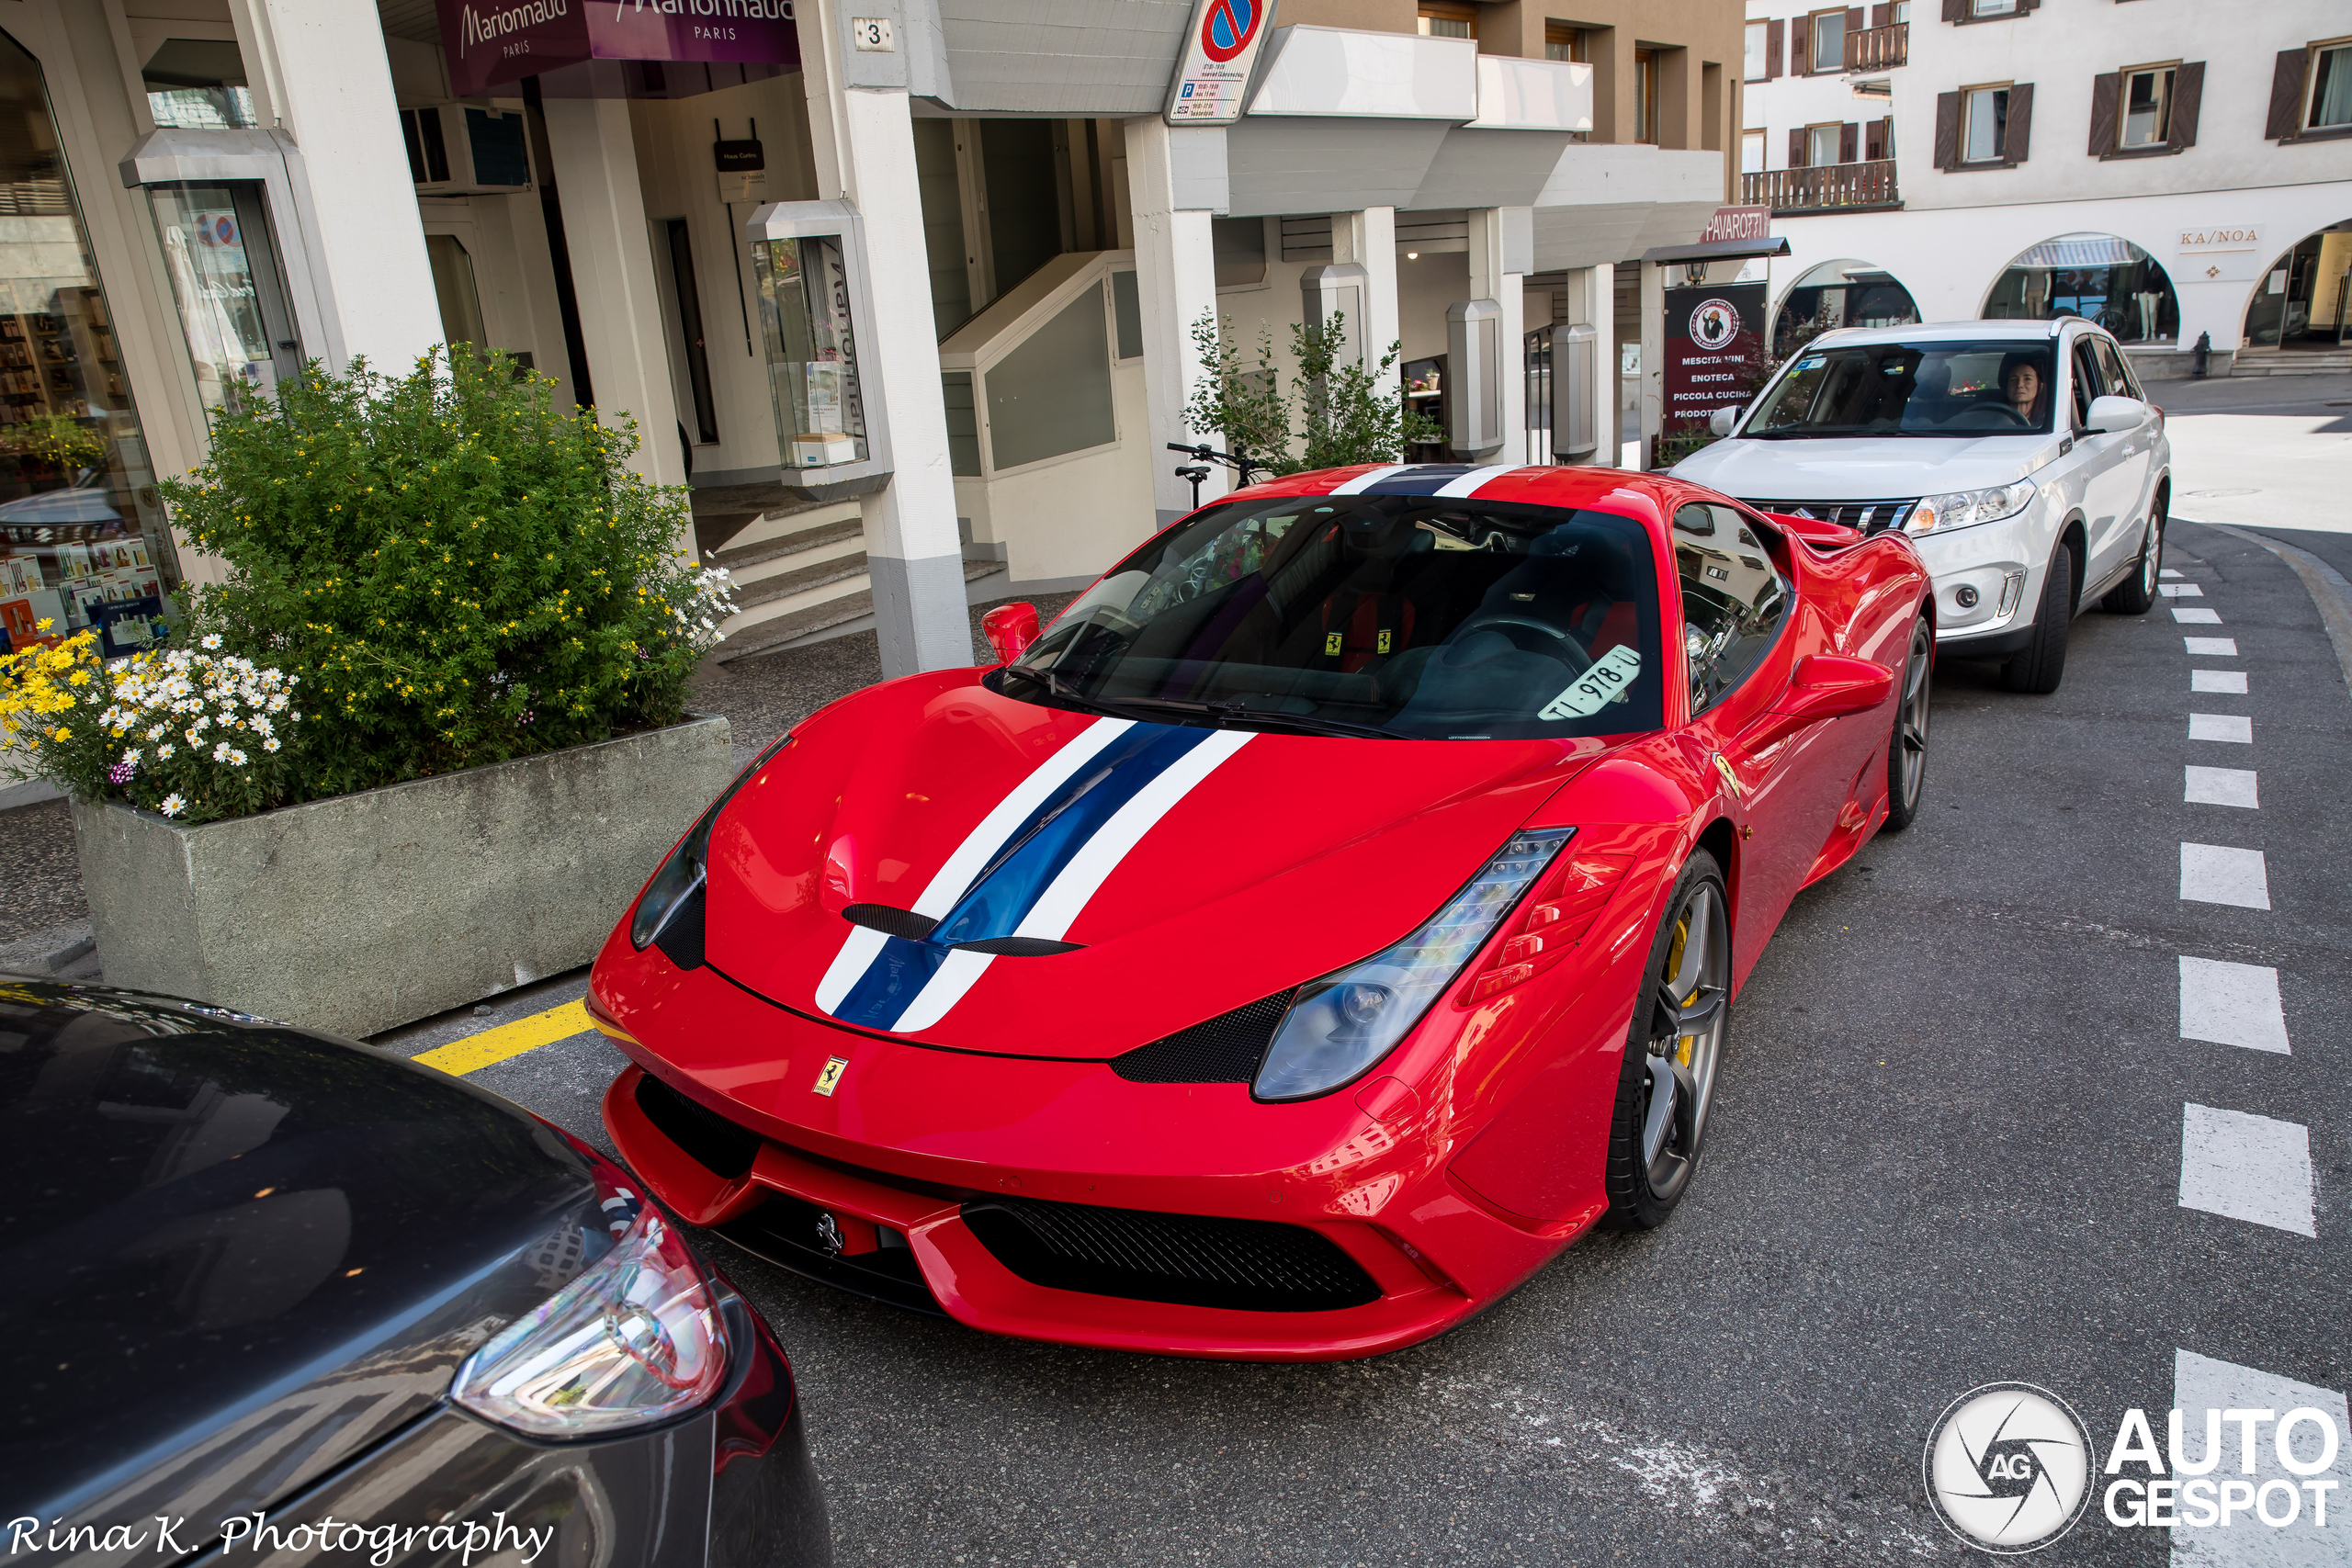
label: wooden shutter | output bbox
[2015,0,2039,13]
[1871,4,1891,27]
[1840,121,1859,162]
[2267,50,2306,140]
[1865,118,1885,159]
[1934,91,1961,168]
[2087,73,2120,154]
[2169,61,2205,149]
[1790,127,1809,166]
[1846,8,1865,39]
[2005,81,2034,163]
[1792,21,1809,74]
[1765,17,1784,78]
[1940,0,1964,21]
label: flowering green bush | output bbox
[159,347,733,805]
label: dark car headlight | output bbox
[1252,829,1572,1101]
[630,737,792,962]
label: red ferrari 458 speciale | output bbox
[587,463,1931,1361]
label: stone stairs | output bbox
[702,497,1003,662]
[2230,348,2352,377]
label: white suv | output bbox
[1670,320,2171,694]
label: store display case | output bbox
[745,199,891,502]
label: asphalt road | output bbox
[385,518,2352,1566]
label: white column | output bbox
[1468,207,1530,464]
[539,97,686,494]
[798,1,970,674]
[1332,207,1399,367]
[235,0,442,374]
[1638,259,1665,469]
[1588,263,1618,467]
[1124,118,1227,526]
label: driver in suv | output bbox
[1670,321,2170,694]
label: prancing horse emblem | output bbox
[813,1056,848,1096]
[814,1212,845,1257]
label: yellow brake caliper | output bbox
[1666,917,1696,1067]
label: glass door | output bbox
[0,26,176,660]
[147,180,302,416]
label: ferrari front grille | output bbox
[1743,497,1918,534]
[634,1069,763,1180]
[961,1196,1382,1314]
[1111,990,1294,1083]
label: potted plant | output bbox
[1,348,741,1038]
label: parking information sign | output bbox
[1662,283,1766,437]
[1165,0,1278,125]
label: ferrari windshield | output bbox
[995,494,1665,741]
[1745,339,2058,438]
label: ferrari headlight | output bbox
[1252,829,1573,1101]
[630,736,791,953]
[1906,479,2035,536]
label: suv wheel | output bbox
[2001,541,2074,695]
[2102,495,2165,615]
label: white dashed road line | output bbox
[2175,606,2224,625]
[2185,636,2238,656]
[2177,956,2290,1055]
[2178,1103,2317,1237]
[2193,669,2249,694]
[2161,583,2206,597]
[2160,568,2184,579]
[2186,766,2260,808]
[2181,843,2273,909]
[2169,1349,2350,1564]
[2191,712,2255,743]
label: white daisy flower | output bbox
[199,633,222,650]
[161,793,187,818]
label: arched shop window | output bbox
[1983,232,2179,344]
[0,27,176,660]
[1770,261,1921,356]
[2243,221,2352,351]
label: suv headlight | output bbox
[1906,479,2035,536]
[1252,829,1572,1101]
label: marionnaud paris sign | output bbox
[436,0,800,96]
[1165,0,1279,125]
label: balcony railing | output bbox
[1740,159,1899,215]
[1845,21,1906,72]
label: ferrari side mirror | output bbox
[981,602,1040,665]
[1775,653,1895,722]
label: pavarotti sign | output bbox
[437,0,799,96]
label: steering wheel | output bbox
[1452,615,1593,674]
[1949,402,2033,430]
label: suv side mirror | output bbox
[1709,406,1740,437]
[2083,394,2147,436]
[981,602,1040,665]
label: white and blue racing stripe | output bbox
[1326,463,1519,499]
[816,721,1253,1033]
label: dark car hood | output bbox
[703,673,1607,1056]
[0,981,605,1540]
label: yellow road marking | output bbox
[413,998,593,1077]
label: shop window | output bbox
[984,283,1114,471]
[2119,64,2177,149]
[0,28,177,659]
[1963,85,2009,162]
[2310,42,2352,130]
[1744,22,1768,82]
[1549,23,1588,62]
[1983,232,2178,344]
[1418,2,1476,39]
[1809,9,1847,73]
[149,183,304,419]
[141,39,256,131]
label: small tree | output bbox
[1293,313,1440,470]
[1182,312,1292,478]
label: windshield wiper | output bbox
[999,663,1164,725]
[1112,694,1402,740]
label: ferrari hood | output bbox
[702,675,1601,1059]
[1672,433,2064,500]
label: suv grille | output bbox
[1743,497,1918,534]
[961,1196,1381,1313]
[635,1070,763,1179]
[1111,991,1294,1084]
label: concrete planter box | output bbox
[72,715,733,1039]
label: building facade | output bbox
[1739,0,2352,378]
[1,0,1760,693]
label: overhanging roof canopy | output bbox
[1640,235,1792,265]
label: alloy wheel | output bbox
[1895,623,1931,814]
[1639,880,1729,1202]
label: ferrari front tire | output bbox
[1880,616,1931,834]
[1602,851,1730,1231]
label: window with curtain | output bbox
[1741,130,1766,173]
[1964,85,2010,162]
[2119,65,2176,149]
[1810,10,1845,72]
[2311,42,2352,130]
[1744,22,1768,81]
[1546,23,1586,62]
[1807,123,1843,166]
[1417,3,1476,39]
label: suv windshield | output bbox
[994,494,1665,741]
[1745,339,2057,437]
